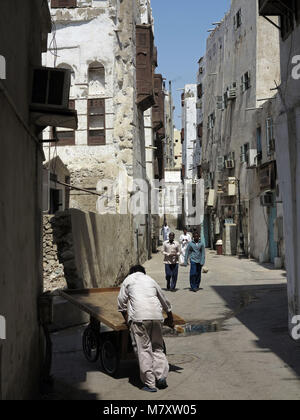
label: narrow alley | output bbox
[2,0,300,403]
[46,237,300,401]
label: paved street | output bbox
[46,239,300,401]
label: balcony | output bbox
[259,0,288,16]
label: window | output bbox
[208,113,215,129]
[197,123,203,139]
[51,0,77,8]
[256,127,262,161]
[88,99,106,146]
[52,100,76,146]
[266,118,275,155]
[88,62,105,96]
[241,71,251,92]
[197,84,203,99]
[234,9,242,29]
[240,143,249,163]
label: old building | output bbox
[173,129,182,170]
[0,0,61,399]
[259,0,300,337]
[201,0,282,259]
[43,0,158,263]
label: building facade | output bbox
[201,0,282,259]
[0,0,52,399]
[43,0,158,262]
[259,0,300,337]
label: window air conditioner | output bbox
[260,191,273,207]
[31,67,71,110]
[227,88,237,100]
[225,159,235,169]
[247,149,258,168]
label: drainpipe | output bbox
[237,179,246,258]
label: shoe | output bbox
[156,378,168,390]
[142,386,157,393]
[191,289,197,293]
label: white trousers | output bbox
[129,321,169,389]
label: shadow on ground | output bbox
[212,284,300,378]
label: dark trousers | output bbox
[190,262,203,290]
[165,264,179,290]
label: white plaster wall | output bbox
[184,84,197,181]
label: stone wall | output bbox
[43,215,66,292]
[43,210,138,291]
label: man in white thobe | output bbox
[118,265,174,393]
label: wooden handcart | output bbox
[59,288,185,377]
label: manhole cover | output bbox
[167,354,199,365]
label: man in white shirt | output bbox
[161,222,170,242]
[163,232,180,291]
[179,227,192,265]
[118,265,174,393]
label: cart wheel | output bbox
[163,340,167,355]
[82,327,100,363]
[100,339,120,377]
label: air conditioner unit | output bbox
[247,149,258,168]
[227,88,237,100]
[225,159,235,169]
[31,67,71,110]
[228,177,237,196]
[260,191,273,207]
[207,189,215,207]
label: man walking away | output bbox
[161,222,170,242]
[184,231,205,292]
[118,265,174,393]
[179,227,192,265]
[163,233,180,291]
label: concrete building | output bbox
[43,0,158,262]
[0,0,52,399]
[259,0,300,337]
[164,81,175,170]
[173,128,182,170]
[201,0,282,258]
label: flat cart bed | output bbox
[58,288,186,377]
[59,288,186,330]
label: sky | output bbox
[151,0,230,129]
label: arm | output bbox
[118,281,129,323]
[184,243,191,266]
[201,242,206,266]
[155,284,174,328]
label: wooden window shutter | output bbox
[197,84,203,98]
[136,25,155,111]
[197,123,203,138]
[88,98,106,146]
[181,128,185,143]
[51,0,77,8]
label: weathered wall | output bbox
[43,215,66,291]
[0,0,50,400]
[49,210,136,289]
[43,0,153,261]
[274,22,300,336]
[202,0,281,257]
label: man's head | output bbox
[169,232,175,243]
[129,265,146,275]
[183,227,188,235]
[193,231,200,243]
[164,222,168,227]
